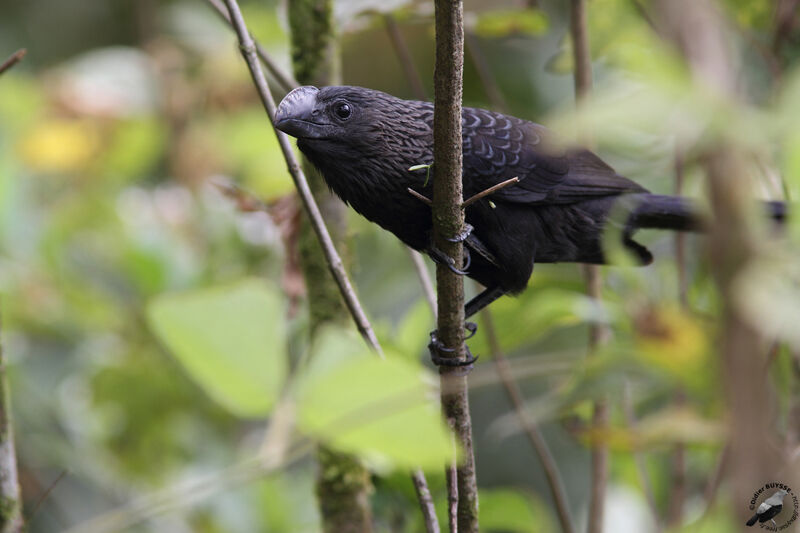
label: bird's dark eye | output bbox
[334,102,352,120]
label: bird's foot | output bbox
[428,322,479,368]
[447,223,474,244]
[428,224,474,276]
[428,244,471,275]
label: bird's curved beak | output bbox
[275,86,334,139]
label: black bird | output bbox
[747,489,788,528]
[274,85,784,318]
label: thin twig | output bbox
[407,248,437,316]
[384,14,427,100]
[27,470,68,522]
[0,49,26,76]
[204,0,299,92]
[408,187,433,206]
[411,469,440,533]
[462,177,518,208]
[220,0,382,355]
[481,308,576,533]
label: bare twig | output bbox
[481,308,576,533]
[0,49,26,76]
[27,470,68,522]
[462,177,518,208]
[432,0,479,530]
[411,469,440,533]
[204,0,299,92]
[384,14,427,100]
[408,187,433,206]
[407,248,437,316]
[220,0,382,355]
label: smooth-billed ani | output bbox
[274,85,784,317]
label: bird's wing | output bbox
[757,501,771,514]
[461,107,647,205]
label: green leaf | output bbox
[295,328,455,471]
[474,9,549,38]
[147,278,287,418]
[479,488,555,533]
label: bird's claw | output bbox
[447,223,474,243]
[428,243,471,275]
[428,323,479,367]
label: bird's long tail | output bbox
[746,513,759,527]
[627,193,786,233]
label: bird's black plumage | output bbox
[274,86,779,316]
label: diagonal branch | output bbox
[481,308,575,533]
[205,0,299,92]
[220,0,382,355]
[0,49,26,77]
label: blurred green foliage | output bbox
[0,0,798,532]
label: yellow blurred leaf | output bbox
[633,305,710,386]
[17,119,100,173]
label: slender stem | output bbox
[220,0,382,355]
[384,14,427,100]
[408,187,433,206]
[481,308,576,533]
[407,248,437,317]
[411,469,441,533]
[205,0,299,92]
[432,0,479,530]
[0,49,26,76]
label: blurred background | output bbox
[0,0,799,531]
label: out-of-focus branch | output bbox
[568,2,610,533]
[205,0,299,92]
[481,308,575,533]
[0,309,23,533]
[432,0,479,530]
[411,470,440,533]
[653,0,784,523]
[0,49,26,77]
[219,0,383,355]
[384,13,427,100]
[465,31,508,113]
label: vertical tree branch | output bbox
[0,308,23,533]
[285,1,374,531]
[432,0,479,531]
[569,2,609,532]
[653,0,783,523]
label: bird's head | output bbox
[274,85,432,161]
